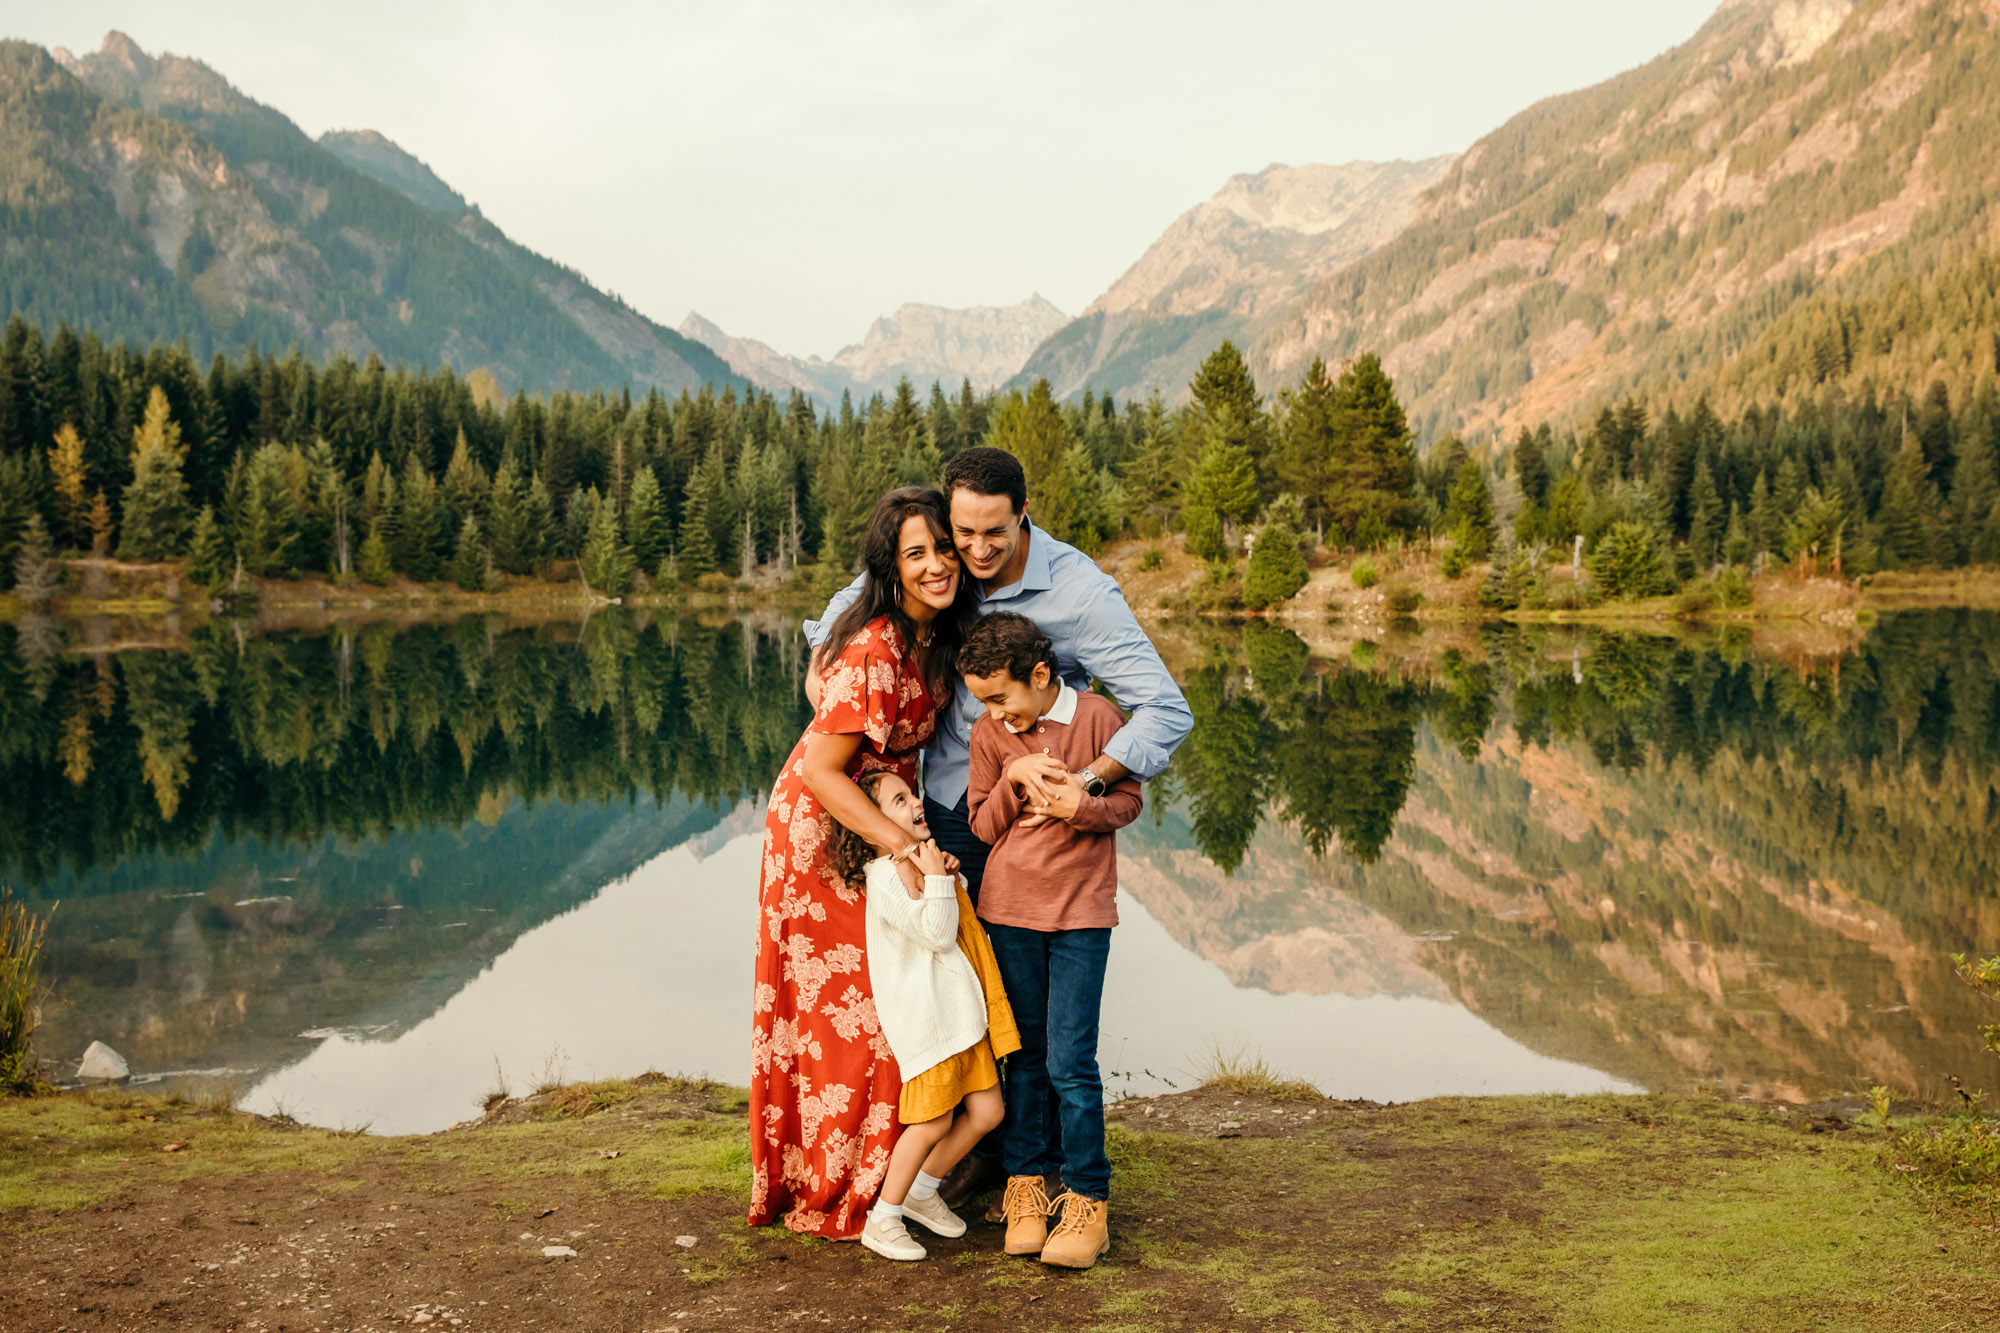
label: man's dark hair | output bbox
[959,611,1057,684]
[941,446,1027,514]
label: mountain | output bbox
[1252,0,2000,440]
[2,32,742,396]
[1016,158,1455,403]
[680,295,1069,404]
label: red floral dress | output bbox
[749,616,938,1238]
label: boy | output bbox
[961,611,1142,1270]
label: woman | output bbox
[749,486,976,1238]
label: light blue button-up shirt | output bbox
[804,520,1194,809]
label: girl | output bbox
[829,770,1020,1261]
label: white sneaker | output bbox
[899,1191,967,1238]
[861,1211,926,1261]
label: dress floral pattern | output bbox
[750,616,938,1238]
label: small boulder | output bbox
[77,1041,130,1081]
[541,1245,578,1259]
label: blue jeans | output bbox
[924,794,991,906]
[985,923,1113,1201]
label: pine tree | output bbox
[488,459,530,574]
[1748,469,1774,558]
[236,443,301,577]
[581,493,635,596]
[86,491,113,555]
[1188,342,1271,496]
[118,387,193,560]
[1183,402,1261,556]
[624,464,669,571]
[1950,427,2000,564]
[1685,460,1723,569]
[393,455,442,579]
[48,422,90,550]
[679,453,722,576]
[1722,501,1751,567]
[1444,462,1497,559]
[11,513,60,605]
[1122,393,1178,537]
[1878,437,1939,567]
[452,515,490,592]
[440,428,489,536]
[520,472,557,574]
[185,504,230,589]
[1512,426,1551,508]
[357,519,394,585]
[1276,358,1338,541]
[987,379,1072,511]
[1326,353,1418,538]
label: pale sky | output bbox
[9,1,1722,358]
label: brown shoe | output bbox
[1039,1192,1109,1269]
[1002,1175,1053,1256]
[939,1153,1006,1212]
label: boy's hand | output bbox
[1028,778,1083,822]
[1005,752,1069,806]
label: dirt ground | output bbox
[4,1077,1998,1332]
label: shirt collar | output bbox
[982,518,1053,603]
[1004,680,1077,732]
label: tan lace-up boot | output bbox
[1001,1175,1053,1256]
[1039,1191,1109,1269]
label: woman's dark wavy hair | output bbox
[820,486,976,706]
[828,769,896,887]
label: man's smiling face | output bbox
[949,489,1025,586]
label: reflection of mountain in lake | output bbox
[3,614,806,1079]
[1148,614,2000,1101]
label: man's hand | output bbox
[1027,777,1083,822]
[1005,752,1070,807]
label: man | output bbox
[804,445,1193,1209]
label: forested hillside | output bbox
[0,33,741,397]
[1253,0,2000,442]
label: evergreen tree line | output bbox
[0,613,809,883]
[1163,610,2000,875]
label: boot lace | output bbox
[1047,1190,1101,1239]
[1003,1176,1052,1223]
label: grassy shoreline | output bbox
[2,1075,1994,1331]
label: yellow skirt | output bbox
[898,881,1021,1125]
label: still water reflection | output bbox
[5,610,1995,1130]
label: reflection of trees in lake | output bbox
[4,613,811,1076]
[1,612,808,884]
[1156,611,2000,1098]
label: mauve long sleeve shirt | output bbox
[966,687,1142,932]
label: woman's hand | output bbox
[909,838,948,878]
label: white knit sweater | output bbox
[863,860,988,1082]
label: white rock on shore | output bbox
[77,1041,130,1081]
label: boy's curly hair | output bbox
[958,611,1057,684]
[827,769,896,887]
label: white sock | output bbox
[869,1198,903,1225]
[908,1171,942,1202]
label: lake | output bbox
[6,608,1996,1133]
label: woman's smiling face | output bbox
[896,512,960,617]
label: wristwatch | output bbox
[1077,767,1107,797]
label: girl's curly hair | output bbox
[827,769,897,887]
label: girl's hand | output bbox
[909,838,949,878]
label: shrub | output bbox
[1716,566,1752,607]
[1350,557,1379,589]
[1481,545,1538,611]
[1139,546,1164,572]
[0,893,50,1094]
[1588,521,1676,600]
[1881,952,2000,1205]
[1385,582,1424,615]
[1440,544,1469,580]
[1242,519,1309,609]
